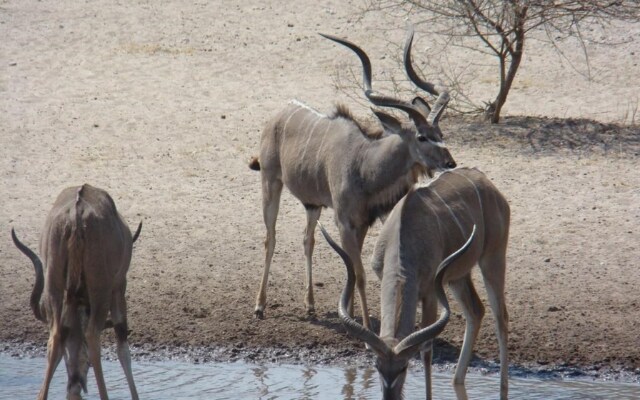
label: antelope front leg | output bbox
[39,325,65,400]
[85,300,110,400]
[421,295,438,400]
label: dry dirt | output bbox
[1,0,639,380]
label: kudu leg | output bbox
[63,302,89,399]
[85,302,110,400]
[449,275,485,388]
[480,252,509,400]
[420,295,438,400]
[38,325,65,400]
[254,178,283,319]
[303,206,322,315]
[111,291,140,400]
[337,225,371,329]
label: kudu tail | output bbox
[67,187,86,295]
[11,228,46,322]
[249,156,261,171]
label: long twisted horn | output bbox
[318,223,391,358]
[395,225,477,357]
[403,27,450,127]
[320,33,431,131]
[132,221,142,244]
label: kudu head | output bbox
[319,223,476,400]
[320,32,456,176]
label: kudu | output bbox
[12,184,142,400]
[327,167,510,400]
[320,222,477,400]
[251,32,455,328]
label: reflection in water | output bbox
[252,365,269,398]
[342,366,376,400]
[342,367,356,399]
[300,366,317,400]
[1,354,638,399]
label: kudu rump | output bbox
[12,184,141,400]
[251,30,455,329]
[326,168,510,400]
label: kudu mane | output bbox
[329,103,383,140]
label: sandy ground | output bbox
[1,0,639,380]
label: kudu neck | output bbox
[359,134,417,192]
[379,262,420,342]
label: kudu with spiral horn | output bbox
[320,221,477,400]
[368,167,510,399]
[250,33,456,328]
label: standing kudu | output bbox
[325,167,510,400]
[251,32,455,328]
[12,184,142,400]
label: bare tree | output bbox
[363,0,640,123]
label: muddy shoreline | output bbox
[3,340,639,384]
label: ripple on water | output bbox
[1,354,638,399]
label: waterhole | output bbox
[1,354,638,399]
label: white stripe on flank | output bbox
[432,186,465,236]
[419,193,445,235]
[282,106,305,135]
[452,169,484,219]
[301,116,324,160]
[298,112,315,133]
[315,122,333,193]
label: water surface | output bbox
[1,354,638,399]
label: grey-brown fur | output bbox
[367,167,510,399]
[251,99,456,329]
[320,222,476,400]
[12,184,141,400]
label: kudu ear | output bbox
[411,96,431,118]
[372,109,403,134]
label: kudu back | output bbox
[12,184,141,400]
[251,32,456,329]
